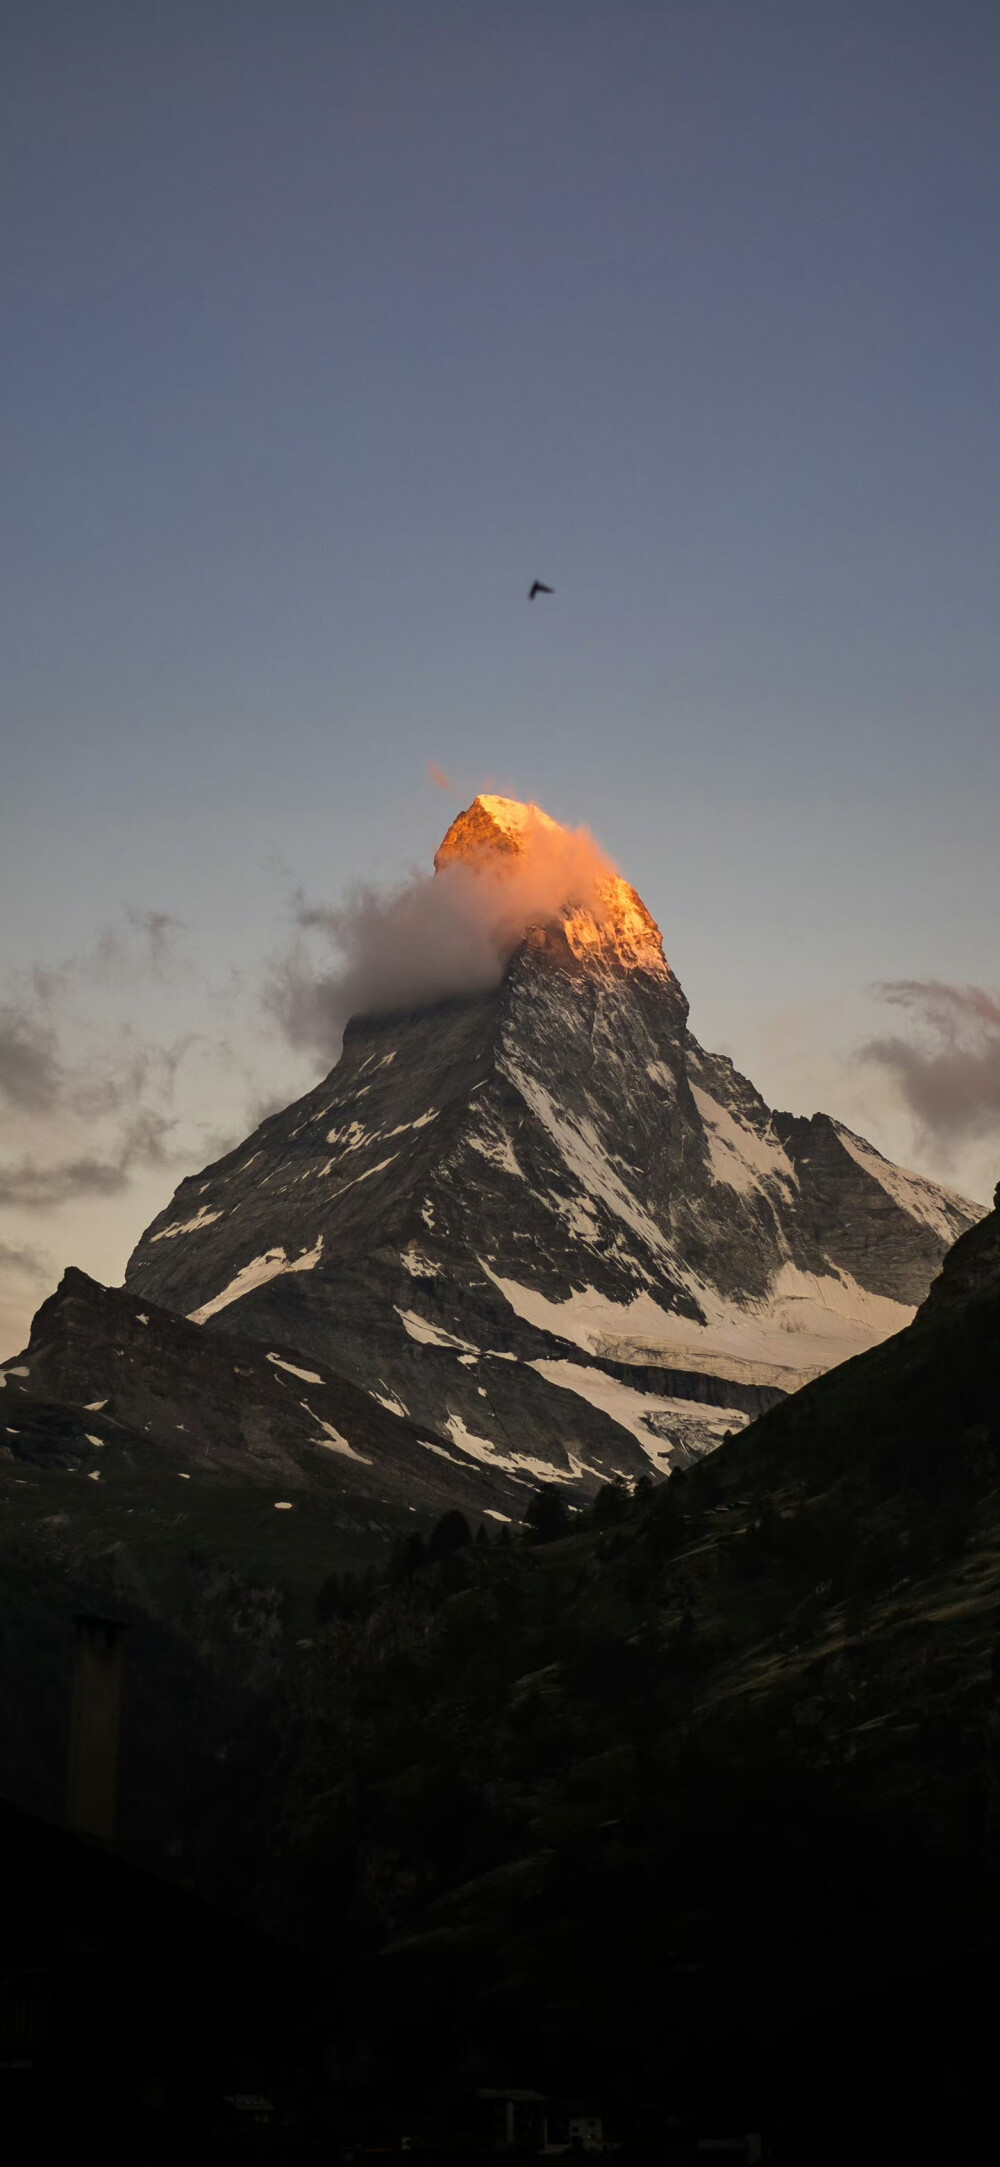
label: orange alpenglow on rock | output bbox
[434,793,669,973]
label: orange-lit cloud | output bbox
[427,761,452,792]
[267,797,649,1056]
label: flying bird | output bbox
[528,581,554,600]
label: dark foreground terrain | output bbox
[1,1203,997,2163]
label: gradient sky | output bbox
[1,0,997,1351]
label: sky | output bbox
[1,0,997,1354]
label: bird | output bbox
[528,580,554,600]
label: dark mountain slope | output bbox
[3,1264,644,1523]
[238,1201,999,2160]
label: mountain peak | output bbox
[434,793,668,974]
[434,793,560,868]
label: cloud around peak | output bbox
[266,798,623,1059]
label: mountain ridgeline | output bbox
[109,794,978,1516]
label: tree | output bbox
[315,1571,341,1625]
[525,1485,571,1543]
[315,1567,376,1622]
[427,1510,472,1563]
[593,1476,628,1528]
[391,1530,426,1582]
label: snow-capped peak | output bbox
[434,793,668,974]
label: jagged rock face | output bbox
[117,795,980,1495]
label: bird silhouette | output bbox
[528,581,554,600]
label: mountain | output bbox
[107,793,979,1502]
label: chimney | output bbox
[66,1615,126,1844]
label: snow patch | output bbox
[481,1256,915,1391]
[443,1412,583,1489]
[331,1154,399,1200]
[479,1263,678,1357]
[555,1193,601,1241]
[85,1435,105,1449]
[467,1131,525,1178]
[188,1237,323,1324]
[85,1400,107,1412]
[401,1245,440,1277]
[305,1409,372,1463]
[395,1309,477,1354]
[529,1359,745,1472]
[690,1085,797,1198]
[386,1107,439,1133]
[267,1352,325,1384]
[325,1120,374,1151]
[371,1387,409,1419]
[151,1205,222,1242]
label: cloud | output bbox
[0,1099,180,1211]
[428,761,453,792]
[30,910,187,1007]
[91,907,185,982]
[0,910,193,1214]
[0,1238,52,1284]
[859,981,1000,1156]
[0,1156,131,1209]
[247,1089,294,1129]
[1,910,195,1113]
[0,1004,61,1112]
[266,803,620,1058]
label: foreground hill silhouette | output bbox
[232,1195,996,2163]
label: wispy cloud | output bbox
[29,909,187,1009]
[0,1003,61,1112]
[0,1156,132,1210]
[859,980,1000,1159]
[0,1237,52,1284]
[0,912,194,1218]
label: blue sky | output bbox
[1,1,996,1346]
